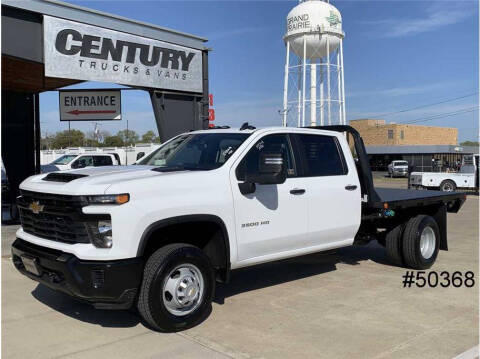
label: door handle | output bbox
[345,185,357,191]
[290,188,306,195]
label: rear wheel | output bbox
[385,224,405,266]
[440,180,456,192]
[402,215,440,269]
[137,243,215,332]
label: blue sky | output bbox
[40,0,479,142]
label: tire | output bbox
[440,180,456,192]
[137,243,215,332]
[385,224,405,266]
[402,215,440,269]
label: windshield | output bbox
[394,161,408,166]
[137,133,250,171]
[52,154,77,165]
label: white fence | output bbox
[41,143,160,166]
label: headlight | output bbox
[86,219,113,248]
[86,194,129,205]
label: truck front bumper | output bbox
[11,239,143,309]
[393,170,409,177]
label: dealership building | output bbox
[2,0,210,201]
[350,119,478,171]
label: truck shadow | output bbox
[31,284,141,328]
[30,241,390,328]
[214,241,390,304]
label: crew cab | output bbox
[41,153,120,173]
[410,154,479,192]
[12,125,466,332]
[387,160,409,178]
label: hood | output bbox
[20,165,181,195]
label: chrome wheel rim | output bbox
[420,226,436,259]
[162,264,204,316]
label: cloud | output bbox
[364,2,473,38]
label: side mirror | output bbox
[136,152,145,161]
[252,152,287,185]
[239,152,287,195]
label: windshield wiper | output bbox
[151,165,214,172]
[152,166,186,172]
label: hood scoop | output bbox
[42,172,89,183]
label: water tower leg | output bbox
[320,63,324,126]
[326,37,331,125]
[337,48,342,126]
[282,42,290,127]
[302,37,307,127]
[340,40,346,125]
[297,62,301,127]
[310,61,316,126]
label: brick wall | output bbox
[350,119,458,146]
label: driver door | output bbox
[230,133,308,262]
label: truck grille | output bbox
[17,191,90,244]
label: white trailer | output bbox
[410,154,479,192]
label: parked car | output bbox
[12,125,465,332]
[41,153,120,173]
[410,154,479,192]
[387,160,409,178]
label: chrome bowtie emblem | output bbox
[29,201,44,214]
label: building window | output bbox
[388,130,394,139]
[400,130,404,140]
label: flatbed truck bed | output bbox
[370,187,466,211]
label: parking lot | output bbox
[2,177,478,359]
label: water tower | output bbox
[282,0,346,127]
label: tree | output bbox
[41,134,55,150]
[51,129,85,148]
[117,129,139,146]
[141,130,159,143]
[104,135,124,147]
[84,138,100,147]
[460,141,479,147]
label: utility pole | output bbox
[125,119,129,165]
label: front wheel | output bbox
[137,243,215,332]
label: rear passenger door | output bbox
[292,133,361,248]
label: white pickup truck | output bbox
[387,160,409,178]
[41,153,120,173]
[12,125,465,332]
[410,154,479,192]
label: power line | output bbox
[367,92,478,118]
[397,106,479,125]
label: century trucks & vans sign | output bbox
[44,16,203,93]
[59,90,121,121]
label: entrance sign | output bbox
[44,16,203,93]
[59,90,122,121]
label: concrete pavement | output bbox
[2,178,478,358]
